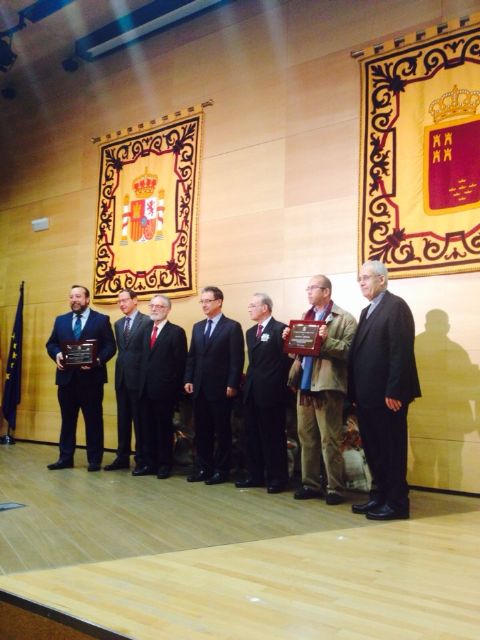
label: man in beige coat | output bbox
[287,275,357,504]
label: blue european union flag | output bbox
[2,282,24,431]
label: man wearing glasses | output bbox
[184,286,244,484]
[349,260,420,520]
[133,295,187,478]
[287,275,357,505]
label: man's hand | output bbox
[55,352,65,370]
[184,383,194,394]
[385,397,402,412]
[318,324,328,340]
[226,387,237,398]
[282,327,290,340]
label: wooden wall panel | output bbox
[0,0,479,492]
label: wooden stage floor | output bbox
[0,443,479,639]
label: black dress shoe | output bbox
[366,504,410,521]
[204,471,228,485]
[88,463,101,472]
[104,458,130,471]
[47,460,73,470]
[235,479,264,488]
[157,466,171,479]
[293,485,323,500]
[325,492,344,505]
[132,466,156,476]
[267,484,285,494]
[186,469,211,482]
[352,499,383,514]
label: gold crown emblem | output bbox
[132,167,158,198]
[429,85,480,124]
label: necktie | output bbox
[204,319,213,344]
[124,316,131,340]
[73,314,82,340]
[256,324,263,340]
[150,324,158,349]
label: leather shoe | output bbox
[267,484,285,494]
[204,471,228,485]
[47,460,73,470]
[235,479,264,488]
[132,466,156,476]
[366,504,409,521]
[157,466,171,479]
[294,485,323,500]
[104,458,130,471]
[187,469,211,483]
[352,499,383,514]
[325,492,344,505]
[88,463,101,472]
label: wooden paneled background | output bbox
[0,0,479,493]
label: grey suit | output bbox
[114,311,150,463]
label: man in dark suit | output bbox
[349,260,421,520]
[46,285,116,471]
[133,295,187,479]
[235,293,291,494]
[104,289,150,472]
[184,286,244,484]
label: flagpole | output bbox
[1,281,24,445]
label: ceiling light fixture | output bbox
[75,0,226,62]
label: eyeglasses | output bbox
[247,304,262,309]
[357,275,378,283]
[305,286,327,292]
[149,304,169,310]
[199,299,217,304]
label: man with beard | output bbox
[134,295,187,478]
[46,285,116,471]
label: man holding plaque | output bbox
[348,261,420,520]
[104,289,150,472]
[286,275,357,505]
[46,285,116,471]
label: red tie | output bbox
[150,324,158,349]
[256,324,263,340]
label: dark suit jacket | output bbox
[46,309,116,386]
[244,318,291,407]
[348,290,421,408]
[138,320,187,402]
[114,311,150,391]
[184,315,245,401]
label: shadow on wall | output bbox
[409,309,480,491]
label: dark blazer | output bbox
[114,311,150,391]
[138,320,187,401]
[184,315,245,400]
[46,309,116,385]
[348,290,421,408]
[244,318,291,407]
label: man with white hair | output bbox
[134,295,187,479]
[349,260,421,520]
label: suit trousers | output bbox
[296,390,344,493]
[139,397,176,471]
[115,382,141,462]
[57,378,104,465]
[193,390,233,475]
[356,404,409,510]
[244,399,288,486]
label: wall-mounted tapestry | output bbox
[92,105,205,302]
[358,16,480,278]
